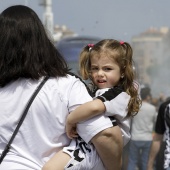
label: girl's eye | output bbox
[104,67,112,71]
[91,67,98,71]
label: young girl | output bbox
[42,39,141,170]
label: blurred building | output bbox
[55,36,101,75]
[131,27,170,97]
[53,24,77,41]
[39,0,76,41]
[132,27,169,83]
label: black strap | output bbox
[68,72,93,97]
[0,76,49,164]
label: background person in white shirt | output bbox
[127,87,157,170]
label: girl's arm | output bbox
[66,88,124,138]
[67,86,123,126]
[68,99,105,123]
[66,99,105,138]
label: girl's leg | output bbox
[42,150,71,170]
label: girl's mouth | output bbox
[97,80,106,83]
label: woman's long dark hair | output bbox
[0,5,69,87]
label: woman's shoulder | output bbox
[45,74,88,94]
[45,74,78,89]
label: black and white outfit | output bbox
[63,86,131,170]
[155,99,170,169]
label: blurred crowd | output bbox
[122,85,170,170]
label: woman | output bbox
[0,5,122,170]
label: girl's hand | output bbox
[66,115,78,139]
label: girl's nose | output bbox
[97,69,104,76]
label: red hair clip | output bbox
[88,44,94,51]
[88,44,94,47]
[120,41,124,45]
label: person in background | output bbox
[127,87,157,170]
[0,5,123,170]
[42,39,141,170]
[147,97,170,170]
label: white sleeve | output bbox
[104,92,130,120]
[77,115,114,144]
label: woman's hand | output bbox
[66,115,78,139]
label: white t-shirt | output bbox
[0,75,96,170]
[131,101,157,141]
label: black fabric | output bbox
[155,99,170,134]
[68,72,93,97]
[154,99,170,169]
[108,116,118,126]
[165,106,170,128]
[96,86,124,102]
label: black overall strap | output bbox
[68,72,93,97]
[0,76,49,164]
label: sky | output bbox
[1,0,170,97]
[1,0,170,42]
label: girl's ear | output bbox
[121,73,124,78]
[121,66,126,78]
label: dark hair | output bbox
[0,5,69,87]
[140,87,151,100]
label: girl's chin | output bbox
[98,85,108,89]
[97,84,113,89]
